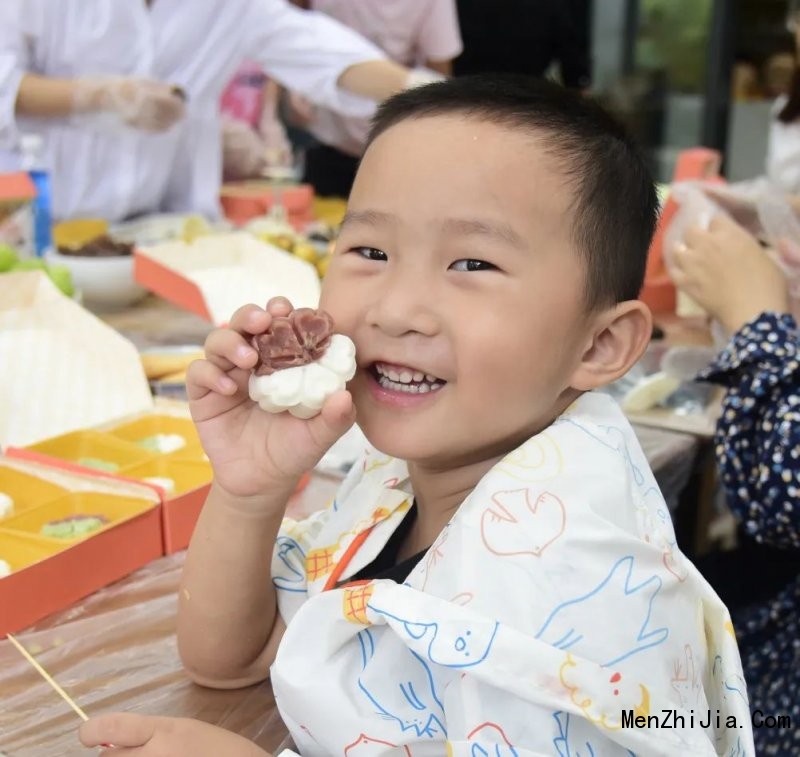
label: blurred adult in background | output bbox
[767,5,800,193]
[220,71,293,181]
[287,0,462,197]
[671,216,799,757]
[453,0,591,90]
[0,0,414,222]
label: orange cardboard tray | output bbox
[134,251,214,322]
[160,484,211,554]
[102,412,216,553]
[133,233,321,325]
[4,422,210,555]
[0,172,36,203]
[4,444,211,554]
[0,456,162,634]
[220,182,314,228]
[7,420,311,556]
[0,504,162,635]
[159,470,311,555]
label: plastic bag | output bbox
[664,179,800,329]
[662,182,727,339]
[756,196,800,301]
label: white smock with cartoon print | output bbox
[270,392,755,756]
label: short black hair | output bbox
[366,75,659,311]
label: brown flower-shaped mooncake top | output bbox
[250,308,335,377]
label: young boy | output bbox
[81,76,755,756]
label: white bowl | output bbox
[110,213,232,246]
[45,248,148,309]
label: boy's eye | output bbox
[449,259,498,272]
[351,247,388,262]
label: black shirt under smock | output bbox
[346,503,427,584]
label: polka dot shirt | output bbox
[699,312,799,755]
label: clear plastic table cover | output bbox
[0,476,340,757]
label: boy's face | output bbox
[320,115,599,466]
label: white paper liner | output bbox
[139,233,321,324]
[0,272,153,448]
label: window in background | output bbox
[594,0,724,182]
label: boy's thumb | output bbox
[309,390,357,450]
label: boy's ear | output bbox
[569,300,653,392]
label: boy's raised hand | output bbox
[80,712,269,756]
[187,297,356,499]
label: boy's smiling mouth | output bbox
[367,361,447,399]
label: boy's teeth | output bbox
[374,363,444,391]
[377,375,441,394]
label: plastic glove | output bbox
[670,215,791,333]
[73,77,186,132]
[404,67,446,90]
[285,91,316,129]
[258,110,293,169]
[222,117,268,179]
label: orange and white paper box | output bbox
[0,271,153,448]
[135,233,321,325]
[0,456,161,634]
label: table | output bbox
[0,298,705,755]
[0,475,339,757]
[100,295,213,351]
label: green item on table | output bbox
[138,433,186,454]
[10,258,46,272]
[46,263,75,297]
[0,244,19,272]
[40,514,108,539]
[77,457,120,473]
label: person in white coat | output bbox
[767,6,800,193]
[288,0,463,196]
[0,0,412,222]
[766,79,800,193]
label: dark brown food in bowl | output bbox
[58,234,135,257]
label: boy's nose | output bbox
[365,275,439,338]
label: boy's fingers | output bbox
[227,298,293,335]
[265,296,293,317]
[186,360,238,400]
[228,304,271,335]
[204,329,258,371]
[306,390,356,451]
[79,712,156,748]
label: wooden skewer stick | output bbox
[6,633,88,721]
